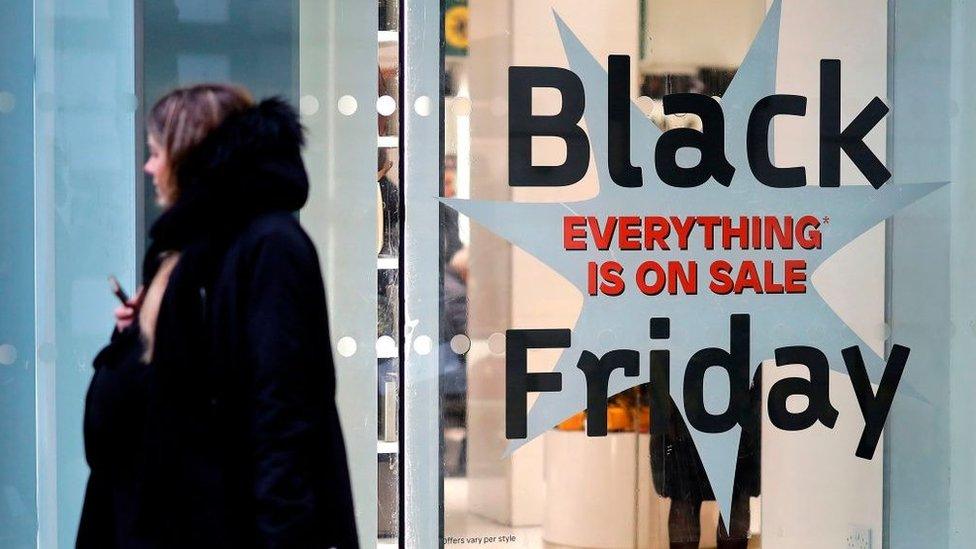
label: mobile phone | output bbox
[108,275,130,304]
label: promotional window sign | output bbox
[441,0,944,521]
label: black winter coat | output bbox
[78,98,359,548]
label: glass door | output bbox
[298,0,403,546]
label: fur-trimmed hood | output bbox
[147,97,308,253]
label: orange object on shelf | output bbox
[607,406,631,432]
[557,412,585,431]
[555,399,649,432]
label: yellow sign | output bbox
[444,5,469,53]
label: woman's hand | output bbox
[114,286,145,332]
[449,247,469,283]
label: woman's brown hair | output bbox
[140,84,253,361]
[148,83,255,192]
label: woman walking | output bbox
[78,84,359,548]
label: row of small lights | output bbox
[336,332,506,359]
[299,94,474,118]
[297,94,708,120]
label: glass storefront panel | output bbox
[32,2,139,547]
[0,2,37,547]
[429,0,976,547]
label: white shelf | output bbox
[377,256,398,270]
[378,30,399,44]
[377,440,399,454]
[378,135,398,148]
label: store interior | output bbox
[423,0,890,547]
